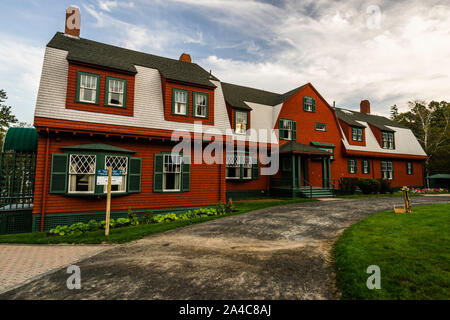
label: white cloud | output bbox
[98,0,135,12]
[0,34,44,124]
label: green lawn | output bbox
[0,198,315,244]
[334,203,450,300]
[336,191,422,199]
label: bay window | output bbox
[104,155,128,192]
[68,154,96,193]
[226,153,258,180]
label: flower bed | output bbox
[409,188,448,194]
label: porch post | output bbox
[291,154,296,189]
[322,157,326,187]
[298,155,302,187]
[327,157,331,188]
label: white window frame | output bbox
[104,155,128,193]
[194,93,207,118]
[381,161,393,180]
[235,111,248,134]
[352,127,363,141]
[283,119,293,140]
[407,161,413,175]
[382,132,394,149]
[349,159,357,174]
[315,123,327,131]
[174,90,188,115]
[68,154,97,194]
[362,160,369,174]
[106,78,125,107]
[163,154,182,191]
[78,73,98,104]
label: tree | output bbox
[0,89,19,146]
[390,104,399,120]
[393,100,450,178]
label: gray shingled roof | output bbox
[47,32,218,88]
[335,107,406,131]
[221,82,306,110]
[279,141,330,155]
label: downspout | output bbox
[40,129,50,232]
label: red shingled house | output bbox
[29,24,426,231]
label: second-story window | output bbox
[279,119,296,140]
[382,132,395,149]
[235,110,248,134]
[315,123,327,131]
[77,72,100,104]
[106,77,127,108]
[173,89,189,116]
[303,96,316,112]
[193,92,208,118]
[352,127,363,141]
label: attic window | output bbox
[235,110,248,134]
[303,96,316,112]
[105,77,127,108]
[382,132,395,149]
[172,88,189,116]
[76,71,100,104]
[352,127,363,141]
[193,92,208,118]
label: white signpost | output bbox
[96,168,123,236]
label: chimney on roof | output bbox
[360,100,370,114]
[65,6,81,38]
[179,53,192,63]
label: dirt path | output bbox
[1,196,449,300]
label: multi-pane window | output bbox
[226,153,254,179]
[235,111,248,134]
[315,123,327,131]
[382,132,395,149]
[163,154,182,191]
[362,160,370,174]
[78,73,98,103]
[303,96,316,112]
[104,156,128,192]
[406,161,413,175]
[352,127,363,141]
[283,119,293,140]
[381,161,393,180]
[194,92,208,118]
[348,159,357,173]
[68,154,96,193]
[242,156,252,180]
[173,89,188,115]
[106,78,126,107]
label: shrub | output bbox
[216,201,226,215]
[358,178,381,194]
[378,178,393,194]
[339,177,359,194]
[141,210,154,224]
[127,208,139,226]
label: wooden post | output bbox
[105,166,112,236]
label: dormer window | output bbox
[76,71,100,104]
[382,132,394,149]
[352,127,363,141]
[105,77,127,108]
[234,110,248,134]
[193,92,208,118]
[172,88,189,116]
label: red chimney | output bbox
[65,6,81,38]
[179,53,192,63]
[360,100,370,114]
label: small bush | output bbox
[141,210,154,224]
[127,208,139,226]
[339,177,359,194]
[358,178,381,194]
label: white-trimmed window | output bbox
[283,119,293,140]
[106,78,126,107]
[163,154,182,191]
[194,92,208,118]
[362,160,370,174]
[352,127,363,141]
[348,159,357,174]
[226,153,254,179]
[173,89,188,115]
[235,111,248,134]
[78,73,99,104]
[104,155,128,192]
[303,96,316,112]
[406,161,413,175]
[381,161,393,180]
[242,156,252,180]
[382,132,395,149]
[315,123,327,131]
[68,154,96,193]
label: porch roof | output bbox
[279,141,331,156]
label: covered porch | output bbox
[270,141,333,198]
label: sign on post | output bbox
[96,168,123,236]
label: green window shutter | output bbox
[128,157,142,193]
[153,154,164,192]
[348,159,351,173]
[181,156,191,192]
[368,160,371,173]
[279,119,285,139]
[312,98,316,112]
[252,157,259,180]
[292,121,297,141]
[50,154,68,194]
[355,160,357,173]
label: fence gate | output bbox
[0,151,36,234]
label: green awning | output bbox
[311,141,336,148]
[279,141,330,155]
[2,127,38,152]
[427,174,450,179]
[61,143,135,154]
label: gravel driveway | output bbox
[1,196,449,300]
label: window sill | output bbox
[171,112,189,117]
[105,103,126,109]
[75,100,99,106]
[64,192,130,198]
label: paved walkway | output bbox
[0,244,109,293]
[0,196,449,299]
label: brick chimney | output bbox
[179,53,192,63]
[360,100,370,114]
[65,6,81,38]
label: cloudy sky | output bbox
[1,0,449,124]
